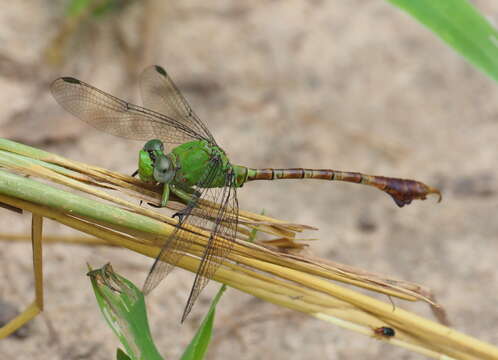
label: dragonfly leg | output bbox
[170,184,201,201]
[170,184,201,221]
[172,195,199,222]
[172,208,189,222]
[147,202,161,208]
[145,184,171,208]
[131,169,138,177]
[161,184,170,207]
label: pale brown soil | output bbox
[1,1,497,359]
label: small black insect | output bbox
[374,326,396,337]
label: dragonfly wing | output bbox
[143,157,238,322]
[180,168,239,322]
[51,77,205,145]
[142,162,219,294]
[140,65,216,144]
[142,217,195,295]
[142,182,214,295]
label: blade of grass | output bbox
[0,214,43,339]
[180,285,227,360]
[88,263,163,360]
[388,0,498,82]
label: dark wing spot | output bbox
[154,65,167,76]
[61,77,81,84]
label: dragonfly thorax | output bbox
[170,140,232,188]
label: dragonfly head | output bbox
[139,139,175,183]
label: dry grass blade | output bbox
[0,138,497,359]
[0,214,43,339]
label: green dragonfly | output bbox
[51,65,441,321]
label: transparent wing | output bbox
[181,169,238,322]
[141,215,196,296]
[140,65,215,144]
[51,77,208,145]
[143,158,238,322]
[141,168,217,295]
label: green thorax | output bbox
[170,140,247,188]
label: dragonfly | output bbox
[50,65,441,322]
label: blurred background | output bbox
[1,1,497,359]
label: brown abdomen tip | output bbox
[386,180,442,208]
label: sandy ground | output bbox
[1,1,497,359]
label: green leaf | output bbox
[88,264,163,360]
[388,0,498,82]
[179,211,260,360]
[180,285,227,360]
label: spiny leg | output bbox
[145,183,199,211]
[145,184,172,208]
[170,185,202,222]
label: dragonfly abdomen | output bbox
[246,168,380,181]
[243,167,441,207]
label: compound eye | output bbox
[143,139,164,152]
